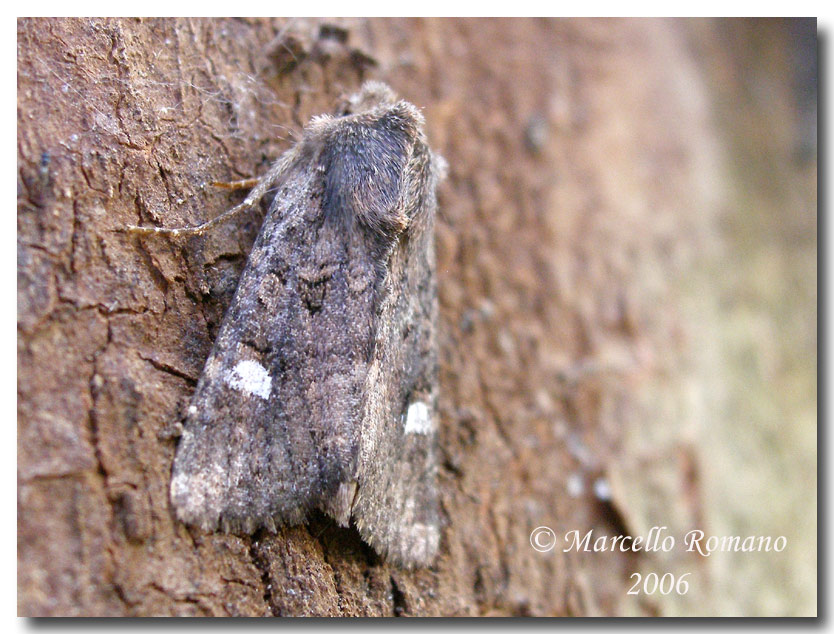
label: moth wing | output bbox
[170,140,381,533]
[310,95,441,566]
[347,137,441,568]
[351,302,440,568]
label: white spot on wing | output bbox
[227,359,272,400]
[404,401,433,434]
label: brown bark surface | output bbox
[18,18,816,616]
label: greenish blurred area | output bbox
[692,18,817,616]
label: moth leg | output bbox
[124,153,294,237]
[208,177,261,191]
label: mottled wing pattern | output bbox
[350,133,441,567]
[170,83,441,567]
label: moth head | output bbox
[339,80,398,115]
[315,97,428,242]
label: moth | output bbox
[151,83,442,568]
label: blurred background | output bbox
[17,18,816,616]
[676,18,817,616]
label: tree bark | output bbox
[18,17,815,616]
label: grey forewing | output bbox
[171,111,416,532]
[170,82,441,567]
